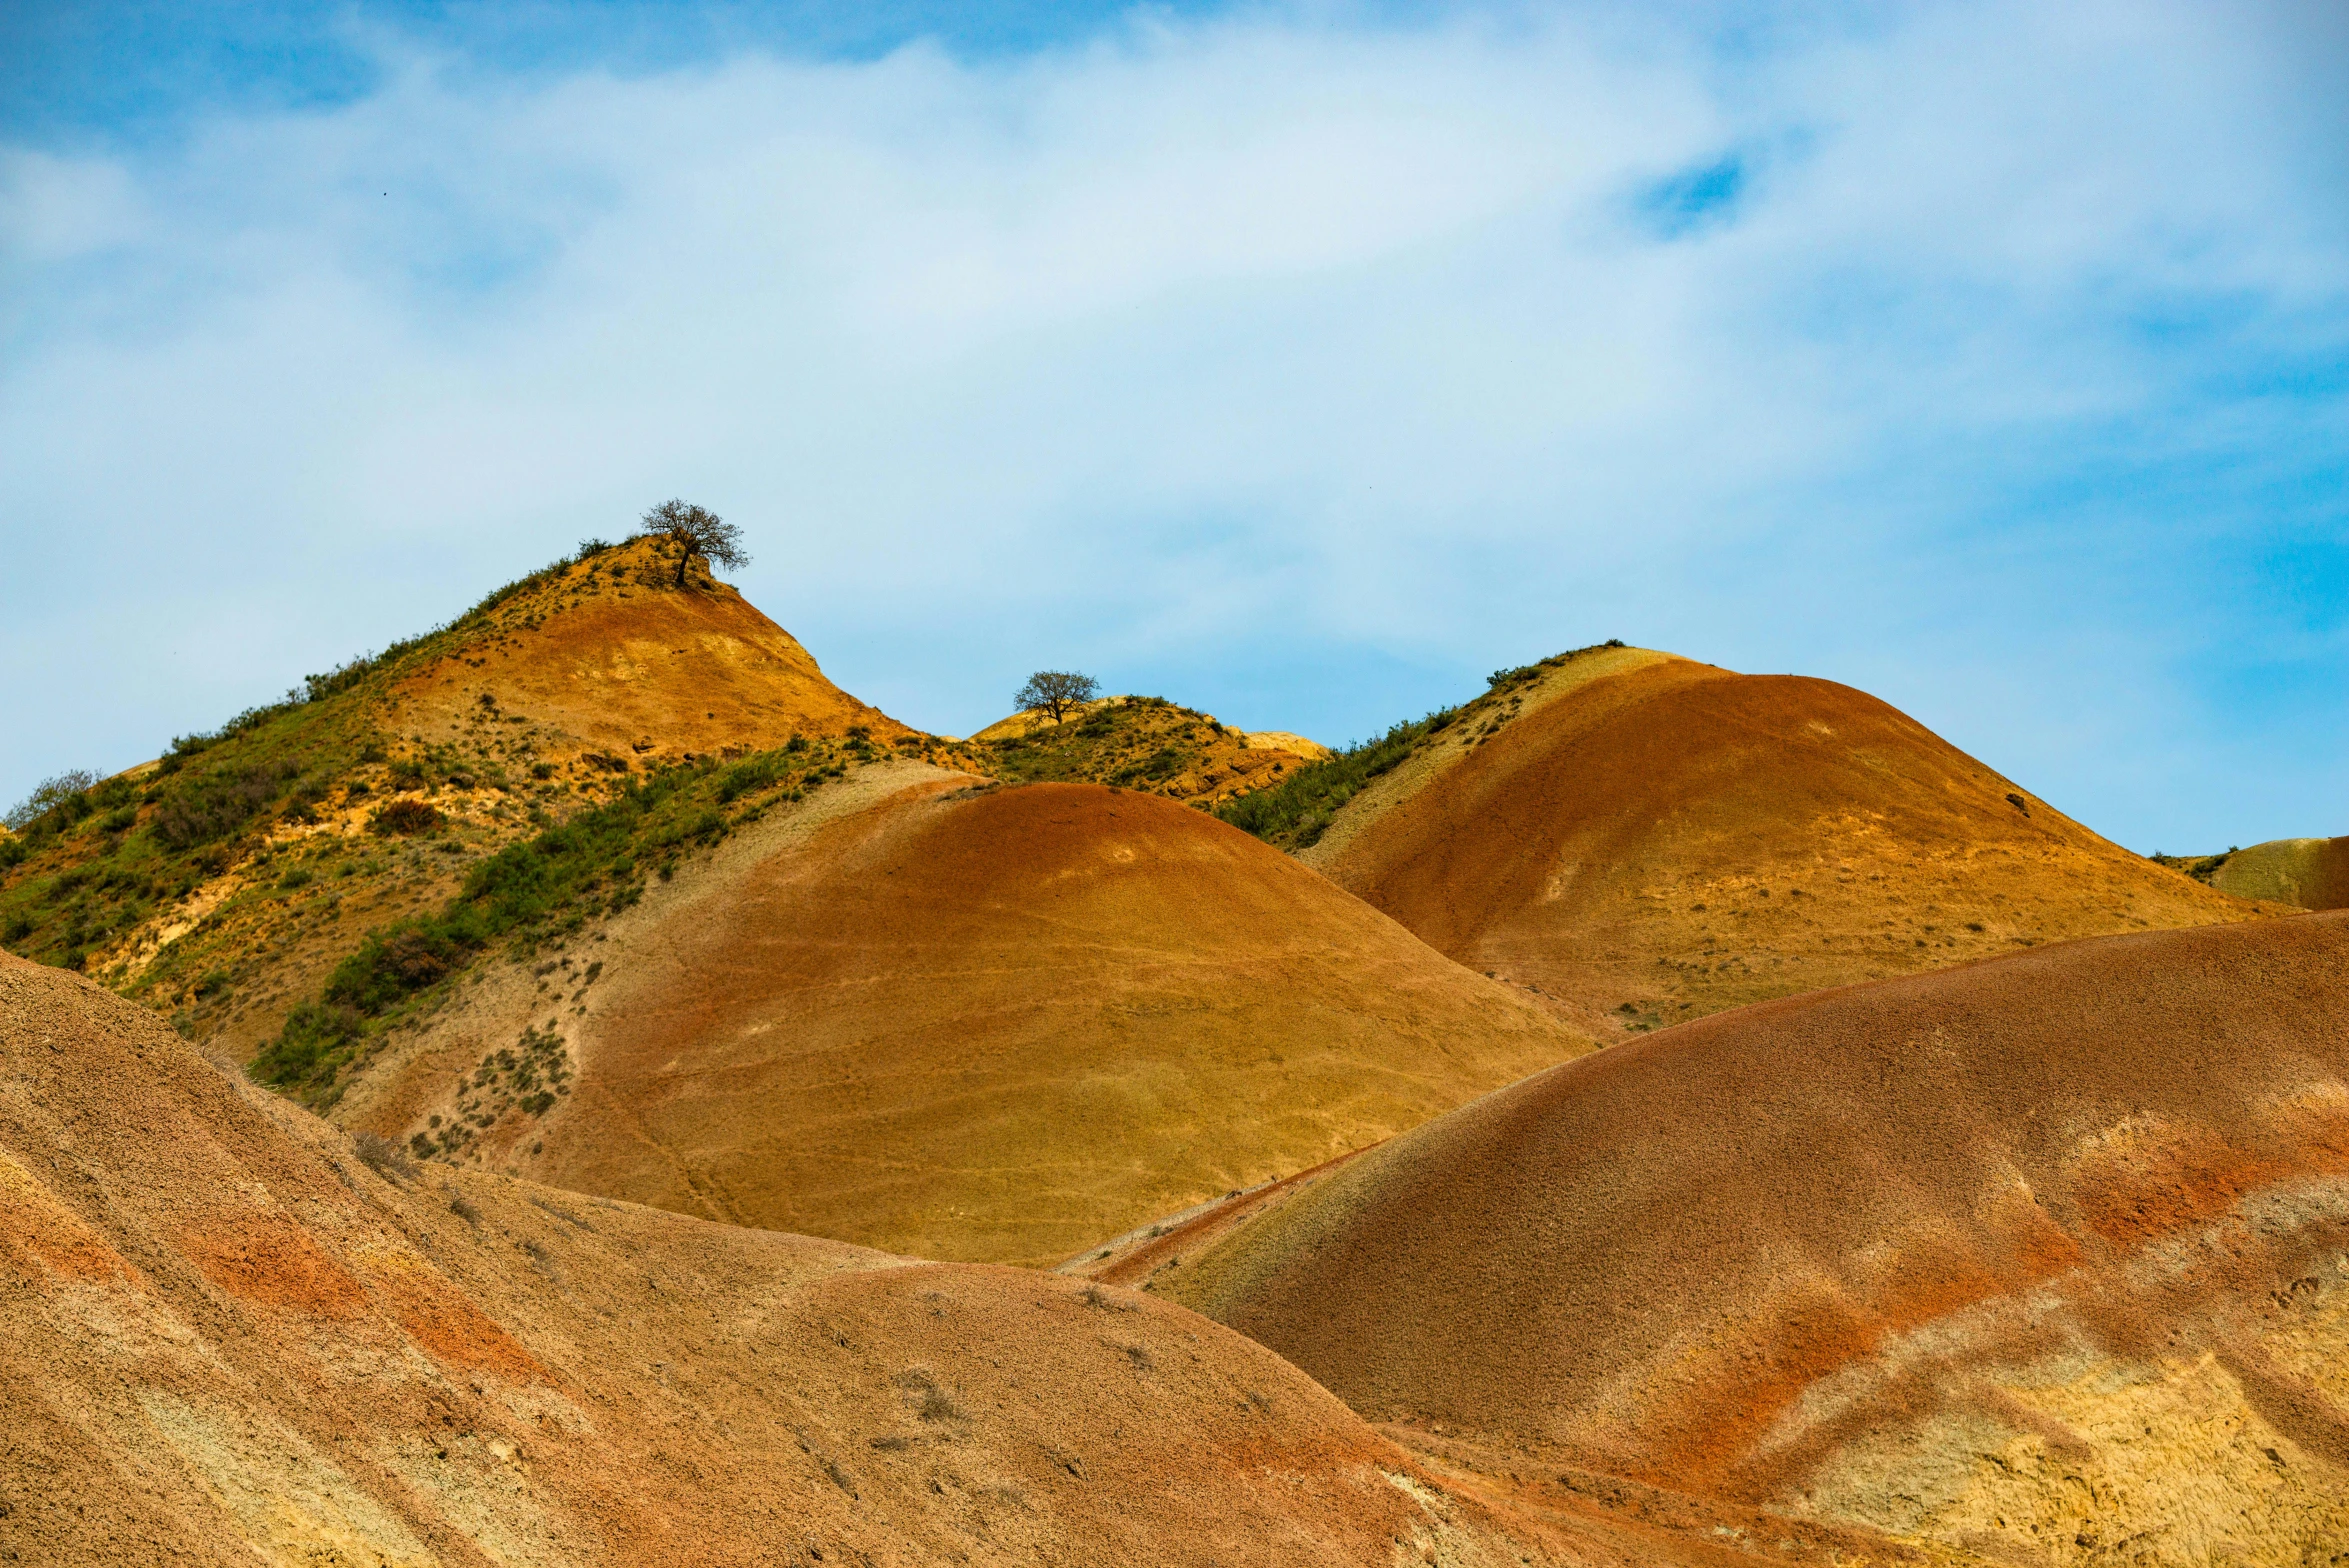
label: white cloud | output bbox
[2,0,2343,846]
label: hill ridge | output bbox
[1130,911,2349,1564]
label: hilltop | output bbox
[1098,912,2349,1565]
[0,536,943,1064]
[0,952,1577,1566]
[968,694,1329,808]
[2164,835,2349,910]
[315,769,1587,1265]
[1224,645,2267,1033]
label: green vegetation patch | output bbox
[1216,641,1625,852]
[2150,850,2235,884]
[0,535,716,994]
[248,736,847,1106]
[980,696,1228,791]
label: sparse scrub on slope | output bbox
[0,530,787,994]
[1216,641,1627,850]
[248,737,850,1104]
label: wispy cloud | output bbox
[2,1,2342,847]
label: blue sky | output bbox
[2,0,2344,852]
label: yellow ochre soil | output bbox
[1124,912,2349,1568]
[329,766,1590,1268]
[1302,651,2271,1036]
[2210,835,2349,910]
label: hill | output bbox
[2209,836,2349,909]
[0,536,943,1065]
[968,694,1329,808]
[317,770,1588,1266]
[1228,646,2265,1033]
[1114,913,2349,1565]
[0,950,1598,1566]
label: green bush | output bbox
[4,770,98,832]
[717,755,784,802]
[150,759,296,849]
[371,799,444,836]
[248,1001,365,1092]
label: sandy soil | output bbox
[1150,912,2349,1565]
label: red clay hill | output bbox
[1126,912,2349,1565]
[331,769,1589,1267]
[1299,648,2266,1033]
[0,949,1612,1566]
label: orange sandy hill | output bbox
[1109,913,2349,1566]
[387,534,911,768]
[1295,646,2264,1034]
[0,951,1596,1567]
[327,766,1589,1268]
[967,694,1330,808]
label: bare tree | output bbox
[1014,671,1101,725]
[641,499,750,588]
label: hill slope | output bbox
[1277,648,2262,1032]
[0,537,934,1066]
[324,768,1588,1267]
[1137,913,2349,1565]
[2210,836,2349,910]
[0,951,1593,1566]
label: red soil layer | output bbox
[1170,913,2349,1499]
[1316,658,2263,1031]
[485,779,1586,1265]
[0,951,1579,1566]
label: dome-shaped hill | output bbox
[1148,913,2349,1563]
[334,771,1588,1266]
[0,952,1573,1566]
[2211,835,2349,909]
[388,536,909,765]
[1299,650,2263,1032]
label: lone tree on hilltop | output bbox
[641,499,749,588]
[1015,670,1100,725]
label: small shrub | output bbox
[4,770,99,832]
[279,867,314,890]
[717,755,784,803]
[372,799,444,836]
[150,758,296,849]
[247,1001,365,1091]
[352,1130,415,1184]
